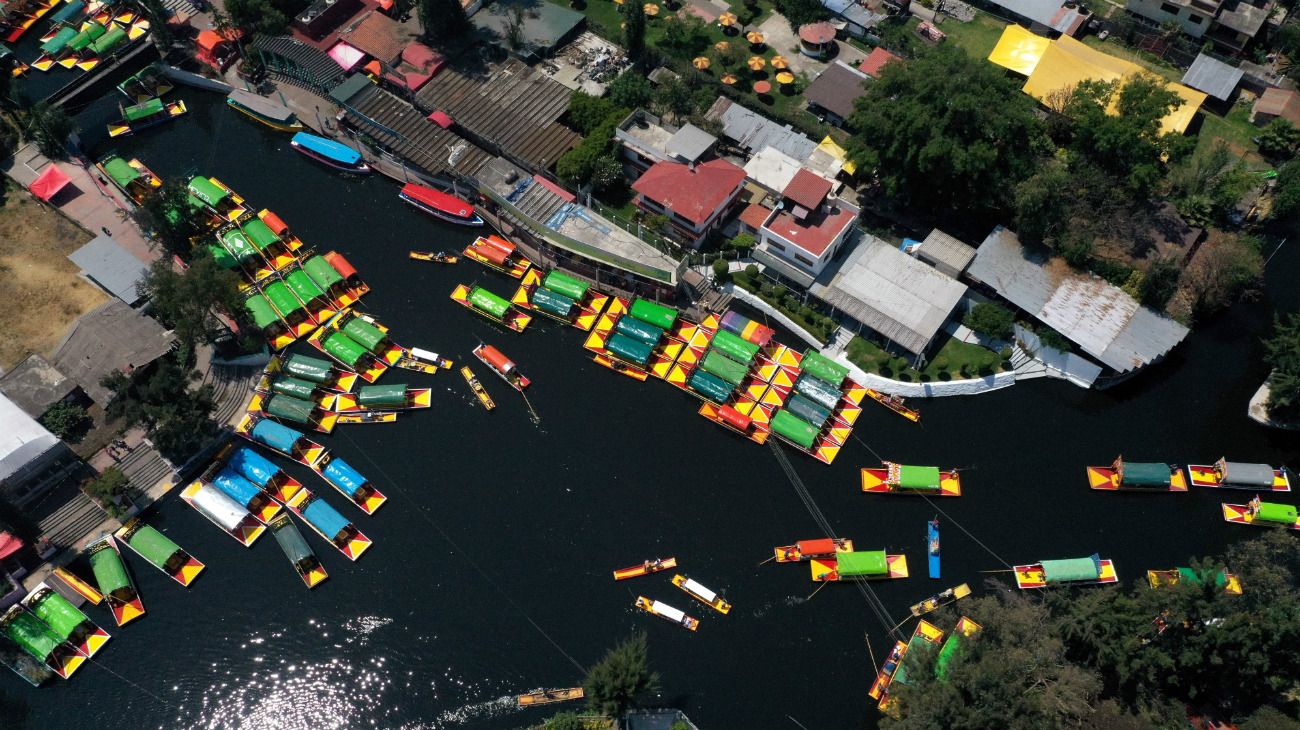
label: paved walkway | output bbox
[2,142,157,264]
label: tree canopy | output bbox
[130,181,208,259]
[102,354,217,464]
[622,1,647,69]
[584,633,659,717]
[1264,311,1300,420]
[846,44,1046,229]
[418,0,470,45]
[139,247,254,359]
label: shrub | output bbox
[999,346,1013,359]
[84,468,129,505]
[39,401,91,441]
[963,302,1016,340]
[760,283,775,297]
[712,258,729,277]
[567,92,625,134]
[1038,327,1072,352]
[744,263,759,277]
[732,233,757,253]
[933,357,948,371]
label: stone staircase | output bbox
[117,444,172,495]
[38,493,108,550]
[1008,345,1047,379]
[203,363,259,426]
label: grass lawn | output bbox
[847,334,1008,382]
[934,12,1007,62]
[1195,101,1264,164]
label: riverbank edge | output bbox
[1247,375,1300,431]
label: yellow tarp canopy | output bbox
[817,135,856,175]
[988,27,1206,135]
[987,23,1050,77]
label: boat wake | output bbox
[401,694,520,729]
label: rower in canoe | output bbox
[613,557,677,581]
[864,388,920,422]
[908,583,972,617]
[461,366,495,411]
[517,687,584,707]
[409,251,458,263]
[395,346,453,374]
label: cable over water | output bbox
[339,431,586,674]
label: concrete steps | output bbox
[38,493,108,550]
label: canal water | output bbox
[11,90,1298,729]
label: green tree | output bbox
[542,712,584,730]
[418,0,471,45]
[83,467,130,505]
[1273,160,1300,222]
[102,354,218,464]
[773,0,827,28]
[138,0,175,52]
[140,248,253,358]
[652,77,696,121]
[130,181,207,258]
[589,154,624,194]
[728,231,755,252]
[225,0,289,36]
[1264,312,1300,419]
[608,72,653,110]
[962,302,1015,340]
[584,633,659,717]
[1168,141,1254,227]
[1173,232,1262,321]
[623,0,647,69]
[38,401,90,442]
[658,15,709,57]
[847,44,1045,226]
[24,101,74,159]
[1259,119,1300,160]
[1062,75,1188,198]
[567,92,625,134]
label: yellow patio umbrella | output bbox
[643,3,659,15]
[746,31,765,45]
[720,73,738,85]
[770,54,789,69]
[718,11,737,26]
[747,55,766,71]
[693,56,710,70]
[776,71,795,85]
[714,40,730,52]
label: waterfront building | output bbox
[631,158,747,248]
[1124,0,1272,52]
[0,394,85,509]
[49,301,175,407]
[966,227,1190,380]
[809,235,968,363]
[751,169,859,285]
[906,229,977,280]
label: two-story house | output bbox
[631,158,747,248]
[751,169,860,287]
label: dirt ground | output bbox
[0,181,106,371]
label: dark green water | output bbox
[11,90,1298,729]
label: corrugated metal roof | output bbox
[414,58,580,172]
[0,355,76,419]
[810,235,967,355]
[342,83,493,177]
[804,61,869,120]
[966,227,1189,373]
[0,394,59,483]
[50,301,176,406]
[917,229,976,275]
[707,97,818,159]
[1181,53,1243,101]
[67,234,148,304]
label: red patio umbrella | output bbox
[29,165,71,202]
[753,80,771,94]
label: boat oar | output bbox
[520,390,540,423]
[887,615,913,634]
[804,581,830,601]
[980,568,1016,573]
[756,555,776,567]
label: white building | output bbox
[0,393,82,508]
[751,169,860,286]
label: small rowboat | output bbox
[85,534,145,627]
[399,182,484,226]
[114,518,205,587]
[451,284,533,333]
[21,583,111,659]
[927,518,940,580]
[309,453,386,515]
[284,489,373,561]
[1086,456,1188,492]
[1187,459,1290,492]
[395,346,453,374]
[409,250,458,263]
[463,234,532,278]
[773,538,853,563]
[908,583,971,617]
[1014,554,1118,589]
[290,132,371,173]
[1222,496,1300,530]
[613,557,677,581]
[226,89,304,132]
[461,366,495,411]
[634,596,699,631]
[862,463,961,497]
[474,344,530,392]
[180,480,268,546]
[671,575,731,614]
[269,513,328,589]
[51,567,102,605]
[811,551,908,582]
[517,687,584,707]
[336,411,397,425]
[864,388,919,422]
[1147,567,1242,596]
[0,605,86,680]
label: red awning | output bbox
[797,538,836,555]
[29,165,71,202]
[0,532,25,560]
[427,110,453,128]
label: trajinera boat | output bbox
[224,444,306,503]
[1221,497,1300,529]
[868,619,945,710]
[0,605,86,679]
[1147,567,1242,595]
[861,462,962,497]
[1187,459,1290,491]
[0,633,55,687]
[235,414,328,469]
[1014,554,1118,589]
[473,344,530,392]
[463,234,532,278]
[461,366,495,410]
[21,583,111,659]
[330,383,432,412]
[399,182,483,226]
[85,534,145,626]
[309,453,387,514]
[517,688,584,707]
[284,489,373,560]
[290,132,371,173]
[908,583,971,617]
[107,97,188,138]
[811,550,909,582]
[114,518,205,587]
[1087,456,1188,492]
[451,284,533,333]
[927,518,940,579]
[613,557,677,581]
[269,353,359,393]
[268,513,329,588]
[226,89,304,132]
[179,480,269,546]
[671,575,732,614]
[773,538,854,563]
[634,596,699,631]
[96,155,161,204]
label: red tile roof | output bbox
[763,202,856,257]
[632,158,746,227]
[858,47,901,78]
[799,21,836,44]
[739,202,773,230]
[782,169,832,211]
